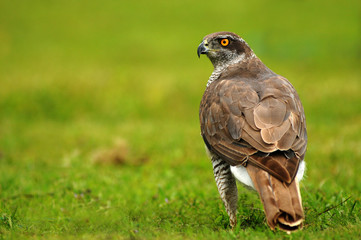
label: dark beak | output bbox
[197,41,208,58]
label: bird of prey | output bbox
[197,32,307,232]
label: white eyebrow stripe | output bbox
[214,35,244,43]
[216,35,233,39]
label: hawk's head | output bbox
[197,31,253,68]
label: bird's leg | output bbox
[211,155,238,228]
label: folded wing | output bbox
[200,76,307,183]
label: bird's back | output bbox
[200,59,307,183]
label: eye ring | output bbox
[220,38,229,46]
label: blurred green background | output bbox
[0,0,360,239]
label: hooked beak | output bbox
[197,40,209,58]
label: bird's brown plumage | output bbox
[198,31,307,232]
[200,59,307,183]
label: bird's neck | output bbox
[207,65,227,87]
[207,53,256,87]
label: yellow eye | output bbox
[220,39,229,46]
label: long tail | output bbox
[247,164,304,233]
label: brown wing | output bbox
[200,76,307,183]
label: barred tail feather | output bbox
[247,164,304,232]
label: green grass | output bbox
[1,0,361,239]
